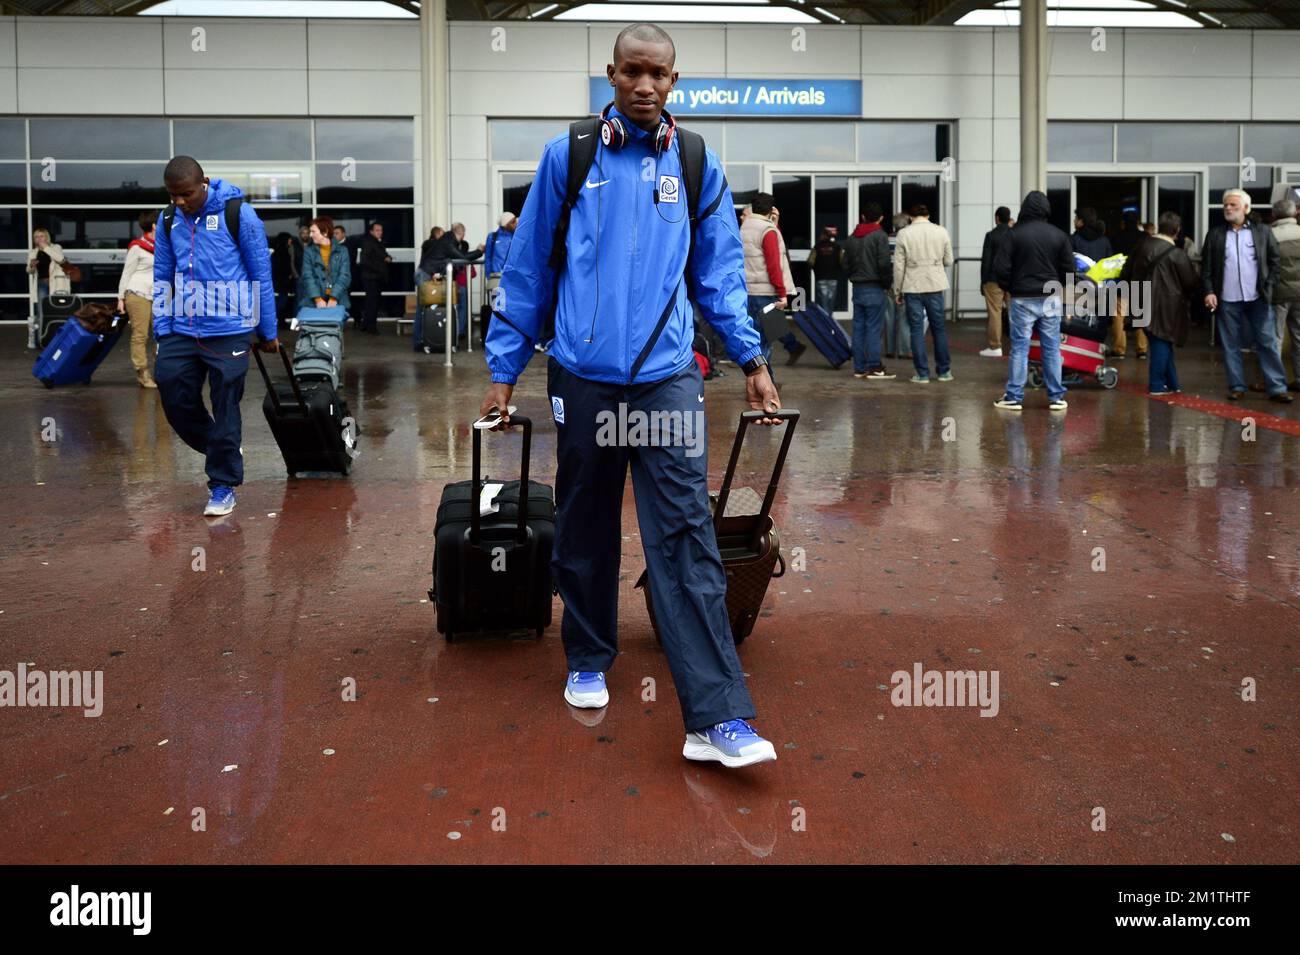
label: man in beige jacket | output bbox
[893,204,954,383]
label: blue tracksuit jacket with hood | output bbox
[151,178,277,341]
[485,106,763,385]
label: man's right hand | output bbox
[479,382,515,427]
[1205,293,1218,311]
[776,296,788,311]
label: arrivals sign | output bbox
[588,77,862,117]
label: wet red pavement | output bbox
[1,321,1296,864]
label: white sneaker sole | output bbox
[204,502,235,516]
[564,686,608,709]
[682,737,777,768]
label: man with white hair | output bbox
[1200,189,1291,403]
[1270,197,1300,391]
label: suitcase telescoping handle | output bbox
[253,344,308,415]
[714,409,800,551]
[470,413,533,546]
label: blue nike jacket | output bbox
[485,107,763,385]
[151,178,278,341]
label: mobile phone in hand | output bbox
[473,405,518,430]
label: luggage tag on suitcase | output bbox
[479,482,505,516]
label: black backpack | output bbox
[547,117,713,272]
[162,197,243,251]
[531,117,720,349]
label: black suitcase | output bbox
[421,304,447,352]
[429,415,555,641]
[38,294,82,347]
[254,346,356,478]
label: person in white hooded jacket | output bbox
[117,211,158,388]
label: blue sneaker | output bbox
[683,719,777,768]
[204,486,236,516]
[563,671,608,709]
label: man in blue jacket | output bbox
[152,156,279,516]
[479,23,783,768]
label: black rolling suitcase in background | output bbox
[420,304,447,353]
[254,346,356,477]
[38,293,82,347]
[429,415,555,641]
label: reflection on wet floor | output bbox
[0,324,1296,864]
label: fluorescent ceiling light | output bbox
[556,3,817,23]
[139,1,415,16]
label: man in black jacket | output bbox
[358,221,391,335]
[979,206,1012,357]
[992,190,1075,412]
[1201,189,1290,402]
[1070,207,1112,262]
[844,203,894,379]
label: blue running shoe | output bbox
[683,719,777,768]
[563,671,608,709]
[204,486,237,516]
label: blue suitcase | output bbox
[32,314,124,388]
[792,302,851,369]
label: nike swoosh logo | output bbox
[577,133,591,140]
[585,179,610,189]
[231,350,246,356]
[697,394,704,402]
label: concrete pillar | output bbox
[1019,0,1047,197]
[421,0,450,235]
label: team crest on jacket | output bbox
[206,215,220,231]
[658,175,680,204]
[551,396,565,424]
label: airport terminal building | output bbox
[0,13,1297,325]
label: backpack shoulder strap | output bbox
[676,127,706,224]
[162,203,176,235]
[224,197,242,251]
[548,118,601,271]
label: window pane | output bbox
[30,163,168,205]
[0,257,32,295]
[901,175,940,226]
[730,122,854,162]
[253,208,312,243]
[857,176,894,232]
[814,175,848,242]
[1047,174,1071,233]
[502,172,533,217]
[770,174,811,249]
[205,166,311,205]
[1207,206,1226,233]
[32,209,143,250]
[0,294,30,322]
[315,119,414,161]
[490,120,567,161]
[858,123,950,162]
[1208,165,1239,193]
[0,164,26,204]
[1117,123,1238,163]
[1242,124,1300,164]
[319,208,413,248]
[1243,164,1273,208]
[0,120,24,160]
[30,118,168,160]
[174,120,311,161]
[687,121,725,155]
[726,164,760,208]
[0,208,28,248]
[316,162,414,204]
[1156,174,1196,242]
[1048,123,1112,162]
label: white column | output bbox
[421,0,450,233]
[1019,0,1047,197]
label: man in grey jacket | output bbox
[1201,189,1290,402]
[844,202,894,379]
[1270,198,1300,390]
